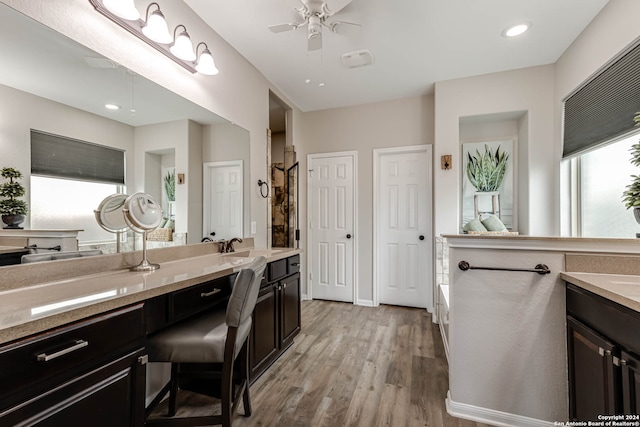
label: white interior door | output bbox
[203,160,243,240]
[308,152,356,302]
[375,146,432,309]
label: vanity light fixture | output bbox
[141,3,172,44]
[170,25,196,61]
[195,42,219,75]
[89,0,219,75]
[502,22,530,38]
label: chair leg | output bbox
[241,341,252,416]
[168,363,179,417]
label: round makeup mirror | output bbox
[122,192,163,271]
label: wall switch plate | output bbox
[251,221,257,235]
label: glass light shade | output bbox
[103,0,140,21]
[196,49,219,75]
[170,31,196,61]
[142,10,172,44]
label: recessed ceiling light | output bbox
[503,23,530,38]
[105,103,121,110]
[318,83,325,88]
[305,79,311,84]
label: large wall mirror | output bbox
[0,4,250,260]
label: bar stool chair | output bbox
[145,256,267,427]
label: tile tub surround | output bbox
[0,243,300,344]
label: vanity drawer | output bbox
[268,259,287,282]
[287,255,300,275]
[0,304,144,408]
[169,276,232,322]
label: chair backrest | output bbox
[21,250,103,264]
[226,256,267,328]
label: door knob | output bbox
[346,234,352,239]
[419,235,425,240]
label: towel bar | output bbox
[458,260,550,275]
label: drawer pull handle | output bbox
[291,263,300,267]
[37,340,88,362]
[201,288,221,298]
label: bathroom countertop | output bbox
[0,246,28,255]
[560,271,640,313]
[0,247,301,345]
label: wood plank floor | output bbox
[152,300,492,427]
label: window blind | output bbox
[31,130,125,185]
[563,40,640,158]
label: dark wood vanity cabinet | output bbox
[250,255,301,382]
[566,283,640,419]
[0,304,147,426]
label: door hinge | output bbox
[138,354,149,365]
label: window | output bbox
[30,130,126,245]
[30,177,124,244]
[568,133,640,238]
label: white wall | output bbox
[298,95,434,302]
[203,123,251,238]
[0,0,301,247]
[555,0,640,235]
[0,83,135,229]
[135,120,196,240]
[434,65,556,237]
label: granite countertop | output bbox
[0,247,301,345]
[560,272,640,313]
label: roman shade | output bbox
[31,130,125,185]
[563,40,640,158]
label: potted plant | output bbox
[0,167,29,229]
[622,112,640,223]
[163,170,175,229]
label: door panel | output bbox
[621,350,640,415]
[376,148,431,308]
[309,154,355,302]
[567,316,620,419]
[203,161,243,240]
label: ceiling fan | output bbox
[268,0,360,51]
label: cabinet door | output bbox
[567,316,620,420]
[279,273,301,350]
[621,350,640,415]
[250,284,279,381]
[0,349,146,427]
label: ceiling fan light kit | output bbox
[89,0,219,75]
[268,0,361,51]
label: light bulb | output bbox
[142,9,172,44]
[103,0,140,21]
[170,29,196,61]
[196,49,219,75]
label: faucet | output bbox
[225,238,243,253]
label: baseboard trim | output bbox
[445,391,555,427]
[356,299,375,307]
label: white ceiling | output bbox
[185,0,609,112]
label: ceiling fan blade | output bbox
[269,23,299,33]
[323,0,353,15]
[308,33,322,51]
[329,20,361,35]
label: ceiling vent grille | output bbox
[341,50,374,68]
